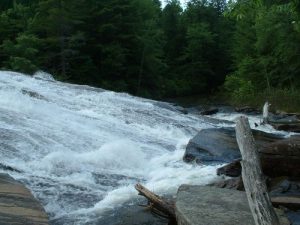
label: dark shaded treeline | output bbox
[0,0,300,106]
[0,0,232,98]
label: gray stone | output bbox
[184,127,285,164]
[175,185,255,225]
[184,128,241,164]
[176,185,290,225]
[0,173,49,225]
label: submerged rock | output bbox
[21,89,48,101]
[0,173,49,225]
[0,163,22,173]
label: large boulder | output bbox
[0,173,49,225]
[175,185,255,225]
[183,127,284,164]
[175,185,290,225]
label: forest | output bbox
[0,0,300,110]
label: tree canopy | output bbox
[1,0,300,108]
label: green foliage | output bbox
[1,34,40,73]
[224,0,300,111]
[224,74,255,103]
[2,0,299,111]
[0,0,232,98]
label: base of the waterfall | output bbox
[0,173,49,225]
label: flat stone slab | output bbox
[176,185,290,225]
[0,173,49,225]
[175,185,255,225]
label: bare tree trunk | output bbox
[263,102,270,124]
[236,116,280,225]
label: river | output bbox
[0,71,281,224]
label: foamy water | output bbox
[0,71,226,224]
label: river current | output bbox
[0,71,282,224]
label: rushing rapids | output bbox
[0,71,286,224]
[0,71,222,224]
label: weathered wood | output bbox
[135,183,176,221]
[263,102,270,124]
[271,196,300,210]
[218,135,300,178]
[260,136,300,178]
[236,116,280,225]
[271,123,300,132]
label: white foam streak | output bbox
[0,71,220,223]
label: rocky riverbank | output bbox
[178,109,300,225]
[0,173,49,225]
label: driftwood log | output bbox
[135,184,176,221]
[271,196,300,210]
[263,102,270,124]
[236,116,280,225]
[217,136,300,178]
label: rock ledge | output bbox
[0,173,49,225]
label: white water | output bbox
[0,71,230,224]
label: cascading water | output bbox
[0,71,239,224]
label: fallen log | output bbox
[271,123,300,132]
[135,183,176,222]
[271,196,300,210]
[236,116,280,225]
[263,102,271,124]
[217,136,300,178]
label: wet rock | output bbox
[176,185,290,225]
[235,106,260,114]
[154,102,188,114]
[272,124,300,132]
[200,107,219,115]
[175,185,255,225]
[21,89,48,101]
[217,160,241,177]
[268,177,300,210]
[184,128,240,164]
[199,116,235,126]
[0,163,22,173]
[0,173,49,225]
[210,177,244,191]
[183,127,284,164]
[175,106,188,114]
[286,210,300,225]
